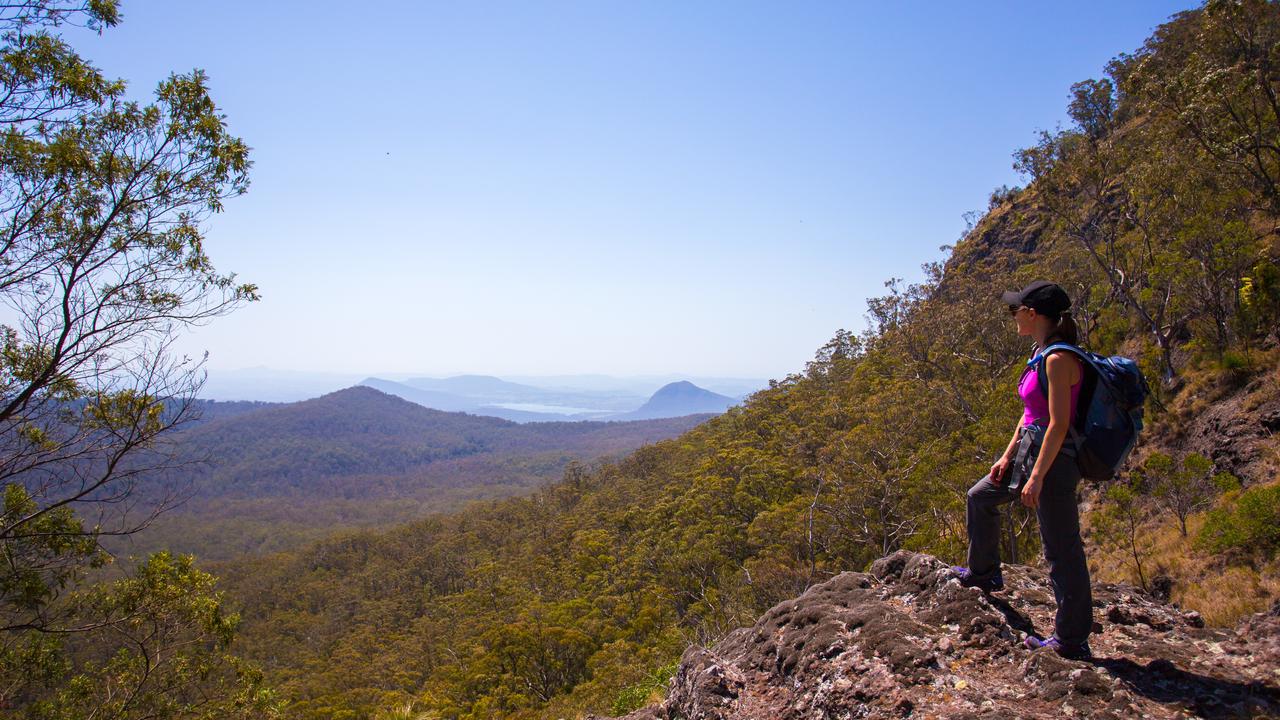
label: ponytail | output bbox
[1049,310,1079,346]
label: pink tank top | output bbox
[1019,354,1083,427]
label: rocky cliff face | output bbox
[603,552,1280,719]
[1166,369,1280,487]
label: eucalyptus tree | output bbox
[0,2,271,716]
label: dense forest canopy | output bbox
[217,2,1280,719]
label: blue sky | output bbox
[66,1,1195,380]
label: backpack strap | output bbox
[1029,343,1084,395]
[1027,342,1087,454]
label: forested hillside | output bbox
[123,387,709,560]
[220,3,1280,718]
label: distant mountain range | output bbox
[200,367,767,408]
[118,386,712,561]
[356,377,741,422]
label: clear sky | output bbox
[64,0,1196,380]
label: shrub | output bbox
[612,660,679,715]
[988,184,1022,209]
[1238,259,1280,343]
[1142,452,1219,537]
[1197,484,1280,561]
[1218,350,1254,389]
[1220,350,1250,371]
[1212,472,1242,493]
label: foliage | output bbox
[1239,258,1280,344]
[6,550,281,719]
[0,2,269,716]
[988,184,1022,209]
[1140,452,1220,537]
[1197,483,1280,561]
[2,482,279,717]
[611,660,679,715]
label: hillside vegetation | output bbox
[215,2,1280,718]
[123,387,709,560]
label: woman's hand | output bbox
[990,456,1011,485]
[1021,473,1043,508]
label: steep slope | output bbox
[607,552,1279,720]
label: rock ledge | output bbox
[605,551,1280,719]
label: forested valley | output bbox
[117,387,708,561]
[4,1,1280,719]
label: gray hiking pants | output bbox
[965,447,1093,646]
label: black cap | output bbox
[1001,280,1071,316]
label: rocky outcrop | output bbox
[605,552,1280,719]
[947,197,1051,274]
[1174,369,1280,486]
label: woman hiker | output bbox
[952,280,1093,660]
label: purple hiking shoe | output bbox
[950,566,1004,593]
[1024,634,1092,660]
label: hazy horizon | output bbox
[199,365,770,403]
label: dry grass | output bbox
[1178,564,1280,627]
[1243,350,1280,411]
[1087,485,1280,628]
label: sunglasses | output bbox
[1008,305,1028,316]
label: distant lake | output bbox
[491,402,600,415]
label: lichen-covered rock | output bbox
[608,551,1280,719]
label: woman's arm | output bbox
[1021,352,1078,508]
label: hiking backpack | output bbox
[1032,342,1150,481]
